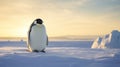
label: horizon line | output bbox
[0,35,103,38]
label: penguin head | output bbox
[34,18,43,25]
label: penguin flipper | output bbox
[28,23,36,46]
[27,28,31,49]
[46,36,48,46]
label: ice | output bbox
[0,40,120,67]
[91,30,120,49]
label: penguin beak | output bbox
[34,21,37,25]
[34,20,41,25]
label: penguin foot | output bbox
[33,50,46,53]
[33,50,39,52]
[40,50,46,53]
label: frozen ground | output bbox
[0,40,120,67]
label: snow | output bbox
[91,30,120,49]
[0,40,120,67]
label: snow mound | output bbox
[91,30,120,49]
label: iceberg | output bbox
[91,30,120,49]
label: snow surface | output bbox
[91,30,120,49]
[0,40,120,67]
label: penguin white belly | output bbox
[30,25,47,51]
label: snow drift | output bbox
[91,30,120,49]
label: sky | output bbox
[0,0,120,37]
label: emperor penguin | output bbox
[27,18,48,52]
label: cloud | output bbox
[0,0,119,24]
[0,0,91,16]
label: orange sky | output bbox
[0,0,120,37]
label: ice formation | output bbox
[91,30,120,49]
